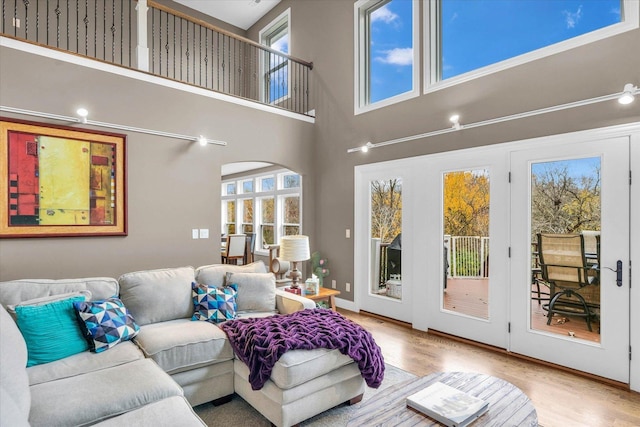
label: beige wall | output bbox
[0,47,314,280]
[249,0,640,301]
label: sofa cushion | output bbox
[28,358,182,427]
[270,348,354,390]
[195,261,267,288]
[226,272,276,313]
[14,294,89,366]
[93,396,206,427]
[28,340,144,386]
[74,297,140,353]
[118,267,195,326]
[134,319,233,374]
[0,305,30,427]
[192,282,237,323]
[0,277,118,307]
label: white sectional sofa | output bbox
[0,261,366,427]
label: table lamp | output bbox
[279,235,310,288]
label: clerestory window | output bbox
[426,0,637,90]
[260,9,291,104]
[355,0,638,112]
[355,0,420,114]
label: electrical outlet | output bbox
[331,280,337,289]
[192,229,199,239]
[199,228,209,239]
[346,282,351,292]
[345,229,351,239]
[13,18,20,28]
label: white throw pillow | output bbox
[226,272,276,313]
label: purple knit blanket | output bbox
[221,309,385,390]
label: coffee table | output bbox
[348,371,537,426]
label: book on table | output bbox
[406,381,489,427]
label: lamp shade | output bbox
[279,235,310,262]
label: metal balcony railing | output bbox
[0,0,313,116]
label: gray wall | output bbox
[2,1,640,298]
[0,46,314,280]
[249,0,640,301]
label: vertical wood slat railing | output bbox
[0,0,313,116]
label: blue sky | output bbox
[369,0,621,102]
[532,156,601,181]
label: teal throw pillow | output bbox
[74,297,140,353]
[192,282,237,323]
[15,295,89,367]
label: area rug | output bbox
[194,364,416,426]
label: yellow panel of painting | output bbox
[38,209,90,225]
[38,136,90,225]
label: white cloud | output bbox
[563,5,583,29]
[375,48,413,66]
[370,5,399,24]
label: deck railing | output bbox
[0,0,313,116]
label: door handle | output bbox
[602,260,623,287]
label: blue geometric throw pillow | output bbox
[74,297,140,353]
[192,282,237,323]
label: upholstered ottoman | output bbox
[233,348,366,427]
[221,309,384,427]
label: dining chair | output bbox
[222,234,246,265]
[537,233,600,332]
[244,233,256,264]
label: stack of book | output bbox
[406,381,489,427]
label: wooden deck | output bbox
[444,278,600,343]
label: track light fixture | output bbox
[450,114,461,130]
[76,108,89,123]
[619,83,637,105]
[347,82,639,154]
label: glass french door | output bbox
[510,137,630,382]
[355,164,413,323]
[422,151,509,349]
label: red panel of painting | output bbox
[8,132,39,195]
[92,155,109,166]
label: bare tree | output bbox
[371,179,402,243]
[531,163,600,236]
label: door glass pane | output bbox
[530,157,601,342]
[443,170,490,319]
[370,178,402,300]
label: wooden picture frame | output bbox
[0,117,127,238]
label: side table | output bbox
[304,287,341,311]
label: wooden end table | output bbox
[304,287,341,311]
[348,371,538,426]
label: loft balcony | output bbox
[0,0,313,117]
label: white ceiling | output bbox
[174,0,282,31]
[221,161,273,176]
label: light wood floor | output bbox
[339,309,640,427]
